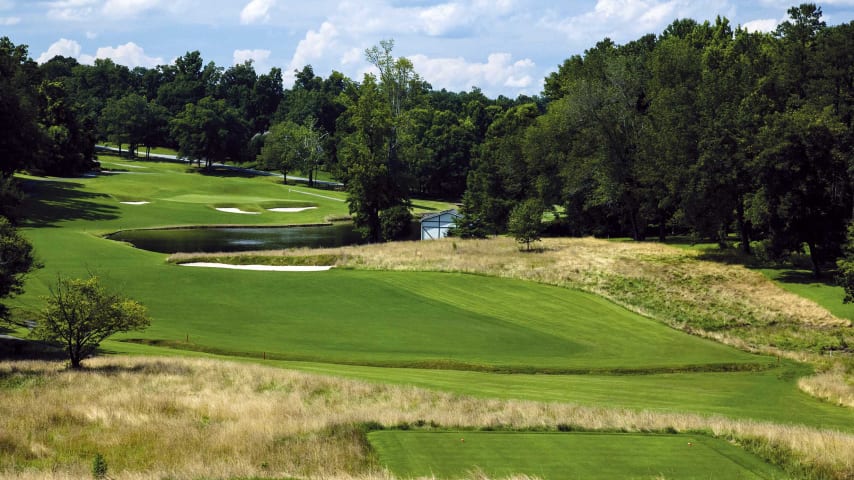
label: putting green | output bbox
[368,431,789,479]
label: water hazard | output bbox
[107,223,418,253]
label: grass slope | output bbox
[369,431,789,480]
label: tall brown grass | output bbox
[0,357,851,479]
[170,236,853,404]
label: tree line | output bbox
[2,3,854,278]
[460,4,854,280]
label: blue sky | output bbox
[3,1,854,97]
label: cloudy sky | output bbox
[3,1,854,97]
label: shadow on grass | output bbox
[770,268,840,287]
[82,360,193,376]
[18,179,119,227]
[696,248,840,285]
[195,167,263,178]
[0,338,65,361]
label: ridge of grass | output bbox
[120,338,775,376]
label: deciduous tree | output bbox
[33,276,150,369]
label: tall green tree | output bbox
[0,216,37,324]
[750,106,849,277]
[258,119,325,185]
[37,80,96,176]
[461,102,538,237]
[0,37,43,175]
[339,41,420,242]
[100,93,168,158]
[339,75,405,241]
[170,96,248,168]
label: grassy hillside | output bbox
[3,156,852,479]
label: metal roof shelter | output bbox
[420,209,460,240]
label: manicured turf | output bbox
[368,431,789,479]
[9,157,853,433]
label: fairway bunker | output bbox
[267,207,318,212]
[121,201,150,205]
[180,262,333,272]
[215,207,260,214]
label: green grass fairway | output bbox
[368,431,789,479]
[9,157,853,433]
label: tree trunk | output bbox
[736,199,751,254]
[807,240,822,278]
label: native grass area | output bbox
[1,155,852,479]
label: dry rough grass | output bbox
[0,357,851,480]
[799,365,854,407]
[179,237,853,383]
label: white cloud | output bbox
[742,18,779,32]
[36,38,82,63]
[340,47,362,65]
[86,31,98,39]
[234,48,270,65]
[544,0,735,43]
[284,21,338,85]
[240,0,275,25]
[90,42,163,67]
[409,52,536,92]
[39,39,162,68]
[419,3,466,36]
[102,0,163,18]
[233,48,273,72]
[0,0,14,11]
[0,16,19,25]
[46,0,99,21]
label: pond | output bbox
[108,223,419,254]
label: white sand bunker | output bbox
[216,207,259,215]
[181,262,332,272]
[267,207,318,213]
[121,201,150,205]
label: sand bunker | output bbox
[267,207,318,213]
[121,201,150,205]
[180,262,332,272]
[215,207,260,214]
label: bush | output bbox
[379,205,413,242]
[92,453,107,479]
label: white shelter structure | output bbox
[420,209,460,240]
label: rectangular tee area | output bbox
[368,431,788,480]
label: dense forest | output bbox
[2,3,854,279]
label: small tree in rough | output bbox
[508,199,545,251]
[33,276,150,369]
